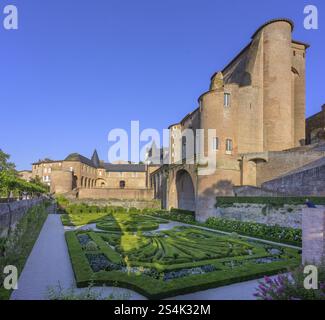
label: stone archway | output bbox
[80,176,84,188]
[96,178,107,188]
[72,175,78,189]
[175,169,195,211]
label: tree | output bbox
[0,149,16,173]
[0,149,18,198]
[0,149,47,198]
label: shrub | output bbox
[85,241,98,252]
[151,210,195,224]
[47,283,132,300]
[205,217,301,246]
[171,208,195,217]
[254,265,325,300]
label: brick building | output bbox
[151,19,325,221]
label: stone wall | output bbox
[255,150,325,187]
[78,187,154,201]
[302,207,325,265]
[233,186,286,197]
[214,203,304,229]
[68,198,161,210]
[262,161,325,196]
[0,198,52,238]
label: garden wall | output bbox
[68,198,161,210]
[261,158,325,196]
[214,203,304,229]
[0,198,55,237]
[78,188,154,201]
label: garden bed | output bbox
[65,213,300,299]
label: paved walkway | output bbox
[168,278,263,300]
[11,214,286,300]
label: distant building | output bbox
[19,170,32,182]
[31,150,159,200]
[145,141,169,165]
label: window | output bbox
[226,139,233,154]
[120,181,126,189]
[120,172,124,177]
[213,137,219,151]
[44,168,47,174]
[224,93,231,107]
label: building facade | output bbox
[31,150,158,201]
[22,19,325,220]
[150,19,325,221]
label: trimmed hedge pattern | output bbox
[148,210,301,246]
[65,213,301,299]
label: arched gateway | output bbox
[176,170,195,212]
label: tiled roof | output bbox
[64,153,96,167]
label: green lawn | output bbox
[65,212,301,299]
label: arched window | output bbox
[120,181,126,189]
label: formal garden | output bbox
[59,200,302,299]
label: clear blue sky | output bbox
[0,0,324,170]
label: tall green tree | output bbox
[0,149,17,197]
[0,149,47,198]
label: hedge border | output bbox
[65,230,300,300]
